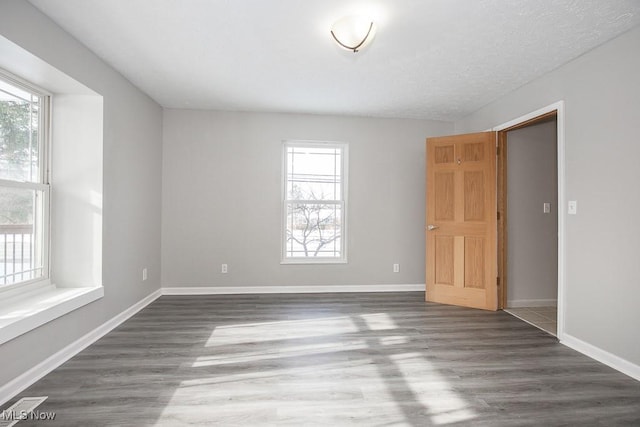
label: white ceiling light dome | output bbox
[330,15,376,53]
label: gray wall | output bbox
[506,121,558,306]
[456,26,640,365]
[162,110,452,288]
[0,1,163,385]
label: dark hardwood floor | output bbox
[6,292,640,426]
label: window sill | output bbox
[0,284,104,345]
[281,259,348,265]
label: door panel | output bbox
[434,236,454,285]
[464,237,485,289]
[464,171,485,220]
[434,172,455,220]
[426,132,497,310]
[435,145,455,164]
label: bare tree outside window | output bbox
[283,142,347,262]
[286,187,341,257]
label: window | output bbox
[0,43,103,346]
[282,141,347,263]
[0,71,50,289]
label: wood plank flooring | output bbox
[6,292,640,426]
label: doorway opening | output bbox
[495,103,564,337]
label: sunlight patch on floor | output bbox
[206,315,360,346]
[389,352,478,424]
[192,340,369,367]
[359,312,398,330]
[189,314,478,425]
[181,358,381,388]
[379,335,409,345]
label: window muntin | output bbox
[0,72,49,288]
[283,142,347,262]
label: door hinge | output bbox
[497,277,500,287]
[497,211,501,220]
[496,146,500,155]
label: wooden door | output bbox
[426,132,497,310]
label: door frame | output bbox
[492,101,565,340]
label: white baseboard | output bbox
[561,333,640,381]
[162,284,425,295]
[506,299,557,308]
[0,289,162,407]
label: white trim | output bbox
[0,278,51,299]
[492,102,562,131]
[162,284,425,295]
[506,299,557,308]
[561,333,640,382]
[493,101,566,340]
[0,179,49,191]
[0,67,52,97]
[0,286,104,345]
[555,102,567,342]
[280,259,348,265]
[0,289,161,407]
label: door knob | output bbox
[427,225,439,231]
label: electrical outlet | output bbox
[221,264,228,274]
[393,263,400,273]
[142,268,148,281]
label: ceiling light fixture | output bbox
[330,15,376,53]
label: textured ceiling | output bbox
[28,0,640,120]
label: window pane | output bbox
[285,203,342,258]
[0,186,45,286]
[287,146,341,200]
[0,79,41,183]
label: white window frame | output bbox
[281,140,348,264]
[0,69,51,294]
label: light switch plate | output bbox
[543,202,551,213]
[568,200,577,215]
